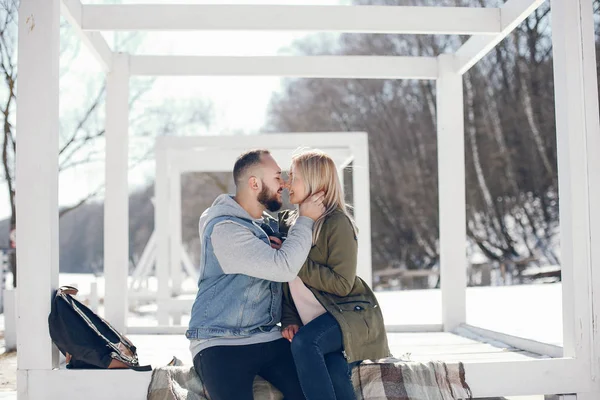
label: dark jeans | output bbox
[290,313,356,400]
[193,338,306,400]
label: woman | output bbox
[278,150,390,400]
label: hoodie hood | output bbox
[199,194,260,237]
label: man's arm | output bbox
[211,216,314,282]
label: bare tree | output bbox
[266,0,573,286]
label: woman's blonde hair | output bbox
[291,149,358,244]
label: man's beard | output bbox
[258,184,282,212]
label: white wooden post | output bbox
[15,0,60,379]
[156,145,170,325]
[579,0,600,393]
[169,163,183,324]
[437,54,467,332]
[169,164,183,297]
[552,0,600,394]
[351,137,372,287]
[104,53,130,333]
[338,166,345,192]
[4,289,16,351]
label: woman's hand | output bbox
[299,192,325,221]
[282,324,299,342]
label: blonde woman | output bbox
[277,150,390,400]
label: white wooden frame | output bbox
[16,0,600,398]
[149,134,368,326]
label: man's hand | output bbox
[299,192,325,221]
[282,325,299,342]
[269,236,283,249]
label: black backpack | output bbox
[48,286,151,371]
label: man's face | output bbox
[256,154,284,212]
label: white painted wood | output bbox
[130,231,156,290]
[155,145,170,325]
[20,350,591,399]
[552,0,593,362]
[577,0,600,394]
[104,53,130,333]
[170,147,352,173]
[437,54,467,332]
[81,4,501,35]
[552,2,600,398]
[21,369,152,400]
[169,165,183,297]
[340,155,355,170]
[338,166,345,191]
[130,56,439,80]
[156,132,367,149]
[455,0,546,74]
[15,0,61,371]
[89,281,99,313]
[3,289,16,351]
[60,0,112,71]
[464,358,589,398]
[351,137,372,288]
[180,245,198,282]
[458,324,563,358]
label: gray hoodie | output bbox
[188,194,315,357]
[200,194,315,283]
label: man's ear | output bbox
[248,176,260,191]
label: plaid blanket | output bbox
[147,357,472,400]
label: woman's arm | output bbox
[297,213,357,297]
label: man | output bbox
[187,149,324,400]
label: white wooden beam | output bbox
[81,4,501,35]
[19,356,591,399]
[464,358,589,398]
[129,56,438,80]
[170,147,352,173]
[15,0,61,374]
[455,0,546,75]
[458,324,563,358]
[437,54,467,332]
[156,132,368,150]
[551,2,599,397]
[19,369,151,400]
[60,0,112,71]
[103,53,130,333]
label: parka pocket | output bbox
[335,300,374,312]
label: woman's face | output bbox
[288,163,308,205]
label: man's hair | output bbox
[233,149,271,187]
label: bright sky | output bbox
[0,0,348,220]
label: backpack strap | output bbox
[57,286,79,296]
